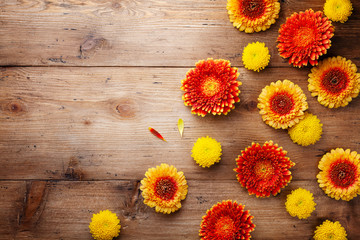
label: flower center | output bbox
[155,177,178,200]
[201,77,221,97]
[294,27,316,47]
[321,67,349,94]
[254,159,274,180]
[329,161,357,189]
[241,0,266,19]
[215,216,236,239]
[270,94,294,115]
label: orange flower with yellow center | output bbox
[227,0,280,33]
[258,80,308,129]
[317,148,360,201]
[181,58,241,117]
[308,56,360,108]
[140,163,188,214]
[234,141,295,197]
[277,9,334,67]
[199,200,255,240]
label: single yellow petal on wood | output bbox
[178,118,184,138]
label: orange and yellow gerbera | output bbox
[277,9,334,68]
[199,200,255,240]
[140,163,188,213]
[234,141,295,197]
[258,80,308,129]
[317,148,360,201]
[308,56,360,108]
[227,0,280,33]
[181,58,241,117]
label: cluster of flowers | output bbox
[87,0,358,240]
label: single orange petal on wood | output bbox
[149,127,167,142]
[178,119,184,138]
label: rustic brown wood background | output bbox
[0,0,359,239]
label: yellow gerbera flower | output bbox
[242,42,270,72]
[288,113,323,146]
[314,220,347,240]
[324,0,353,23]
[258,80,308,129]
[192,136,222,168]
[227,0,280,33]
[140,163,188,214]
[285,188,316,219]
[89,210,121,240]
[317,148,360,201]
[308,56,360,108]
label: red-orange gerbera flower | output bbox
[277,9,334,68]
[199,200,255,240]
[181,58,241,117]
[234,141,295,197]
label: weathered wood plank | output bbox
[0,180,358,239]
[0,67,359,181]
[0,0,359,66]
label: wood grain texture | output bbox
[0,0,359,66]
[0,180,359,240]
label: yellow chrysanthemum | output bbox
[324,0,353,23]
[288,113,323,146]
[308,56,360,108]
[242,42,270,72]
[140,163,188,214]
[258,80,308,129]
[317,148,360,201]
[285,188,316,219]
[89,210,121,240]
[314,220,347,240]
[192,136,222,168]
[227,0,280,33]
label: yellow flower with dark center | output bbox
[140,163,188,214]
[288,113,323,146]
[317,148,360,201]
[314,220,347,240]
[324,0,353,23]
[258,80,308,129]
[192,136,222,168]
[89,210,121,240]
[227,0,280,33]
[242,42,270,72]
[285,188,316,219]
[308,56,360,108]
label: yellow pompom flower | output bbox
[314,220,347,240]
[285,188,316,219]
[89,210,121,240]
[140,163,188,214]
[242,42,270,72]
[288,113,323,146]
[324,0,353,23]
[192,136,222,168]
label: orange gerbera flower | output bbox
[258,80,308,129]
[227,0,280,33]
[317,148,360,201]
[277,9,334,68]
[181,58,241,117]
[234,141,295,197]
[199,200,255,240]
[308,56,360,108]
[140,163,188,214]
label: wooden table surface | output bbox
[1,0,359,239]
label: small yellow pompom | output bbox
[314,220,347,240]
[242,42,270,72]
[324,0,353,23]
[89,210,121,240]
[288,113,323,146]
[285,188,316,219]
[191,136,222,167]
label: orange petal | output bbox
[149,127,166,142]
